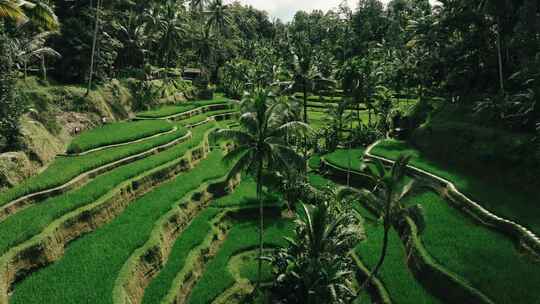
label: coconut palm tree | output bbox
[270,200,361,304]
[217,88,310,287]
[205,0,231,37]
[286,37,336,124]
[338,155,422,286]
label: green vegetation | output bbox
[66,120,174,154]
[354,213,441,304]
[0,123,214,256]
[413,191,540,303]
[143,178,275,304]
[188,218,294,304]
[179,108,238,127]
[371,140,540,234]
[2,0,539,302]
[137,98,230,119]
[324,148,366,172]
[142,208,222,304]
[0,126,189,207]
[309,173,439,303]
[10,151,231,304]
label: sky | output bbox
[228,0,440,22]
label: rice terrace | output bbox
[0,0,538,303]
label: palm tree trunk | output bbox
[87,0,102,96]
[303,81,308,123]
[41,56,46,81]
[256,161,264,290]
[366,224,390,283]
[362,194,391,289]
[496,17,505,94]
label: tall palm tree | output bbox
[286,36,335,124]
[145,0,187,67]
[338,155,421,286]
[217,88,309,287]
[205,0,231,37]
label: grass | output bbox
[307,110,370,131]
[324,148,366,172]
[229,250,274,283]
[412,190,540,303]
[66,120,174,154]
[142,208,222,304]
[0,123,214,257]
[212,179,257,208]
[354,206,441,304]
[10,151,231,304]
[0,126,189,207]
[188,218,294,304]
[179,109,238,126]
[371,139,540,235]
[137,98,230,118]
[141,178,260,304]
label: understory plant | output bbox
[269,193,362,304]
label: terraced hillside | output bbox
[311,147,540,304]
[1,95,539,304]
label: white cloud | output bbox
[227,0,440,21]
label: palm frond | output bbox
[225,149,254,181]
[0,0,26,23]
[222,144,251,165]
[23,1,59,30]
[215,128,253,145]
[273,121,314,138]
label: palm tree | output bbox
[217,88,309,287]
[14,31,60,80]
[270,200,361,304]
[338,155,421,286]
[190,0,207,14]
[286,37,336,124]
[205,0,231,37]
[116,11,147,68]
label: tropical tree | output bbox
[0,28,23,150]
[14,31,60,80]
[217,88,309,287]
[205,0,231,37]
[338,155,422,285]
[287,34,335,123]
[270,199,362,304]
[115,11,147,69]
[144,0,187,67]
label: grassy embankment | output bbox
[0,123,213,256]
[66,120,174,154]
